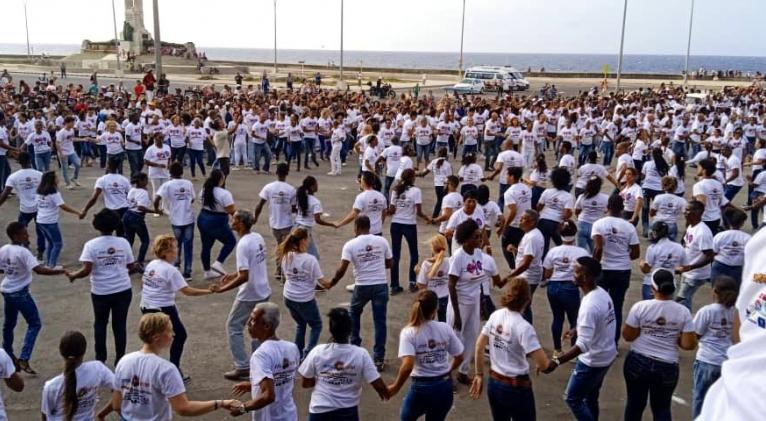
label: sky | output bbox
[3,0,765,56]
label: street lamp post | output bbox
[683,0,695,88]
[339,0,344,86]
[24,1,31,60]
[152,0,162,76]
[459,0,466,78]
[273,0,278,74]
[616,0,628,91]
[111,0,122,74]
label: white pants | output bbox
[522,145,536,167]
[150,177,168,200]
[232,140,247,166]
[330,143,342,174]
[446,297,481,375]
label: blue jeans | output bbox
[462,143,477,158]
[0,156,10,189]
[37,222,62,267]
[642,284,653,300]
[97,144,107,168]
[123,211,149,263]
[390,223,418,290]
[498,183,509,213]
[35,151,52,172]
[576,220,593,252]
[250,142,272,172]
[565,360,611,421]
[692,359,721,419]
[286,141,303,167]
[126,149,144,177]
[309,407,359,421]
[350,284,388,361]
[578,144,594,166]
[750,190,764,230]
[623,351,678,421]
[91,288,132,364]
[597,269,630,342]
[226,299,265,370]
[303,138,318,166]
[710,261,742,289]
[547,281,580,351]
[416,143,431,163]
[196,210,236,271]
[666,222,678,243]
[487,377,535,421]
[18,212,45,255]
[484,141,499,169]
[437,296,448,322]
[671,141,687,160]
[172,224,194,275]
[531,186,545,209]
[187,149,206,177]
[641,189,662,234]
[2,287,41,361]
[59,153,81,184]
[676,277,709,311]
[284,297,322,358]
[724,184,742,202]
[107,152,125,174]
[140,305,187,372]
[600,141,614,166]
[170,146,186,164]
[401,376,453,421]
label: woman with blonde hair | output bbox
[276,227,330,358]
[388,290,464,421]
[416,235,450,322]
[140,234,213,381]
[112,313,242,418]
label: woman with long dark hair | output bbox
[197,169,236,279]
[419,147,453,218]
[574,176,608,252]
[35,171,81,269]
[41,331,115,420]
[388,168,431,294]
[619,167,643,226]
[536,167,574,256]
[527,153,549,209]
[294,176,335,261]
[640,148,670,236]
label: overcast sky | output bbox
[5,0,765,56]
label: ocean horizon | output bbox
[1,43,764,75]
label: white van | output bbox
[464,66,530,92]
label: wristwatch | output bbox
[552,356,561,366]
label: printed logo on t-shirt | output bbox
[656,317,667,326]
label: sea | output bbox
[1,43,764,74]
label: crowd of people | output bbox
[0,72,763,420]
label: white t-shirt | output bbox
[0,244,39,293]
[94,173,131,210]
[619,183,643,212]
[516,229,545,284]
[199,187,234,213]
[683,222,714,280]
[294,195,322,228]
[503,183,532,227]
[438,192,463,233]
[282,252,323,303]
[417,260,449,298]
[398,321,464,377]
[42,361,115,421]
[482,308,541,376]
[625,299,694,364]
[390,187,422,225]
[643,239,685,285]
[575,163,608,189]
[591,216,640,271]
[235,233,271,302]
[352,190,387,235]
[187,127,207,151]
[382,145,402,177]
[127,187,151,214]
[5,168,42,213]
[448,247,487,304]
[259,181,296,230]
[543,244,589,282]
[426,159,452,187]
[713,229,750,267]
[101,132,124,155]
[55,128,76,156]
[725,155,744,187]
[144,144,171,179]
[458,164,484,186]
[156,179,194,226]
[575,193,608,224]
[299,343,380,414]
[341,234,392,286]
[650,193,686,224]
[693,178,728,222]
[0,350,16,420]
[79,236,134,295]
[113,351,186,421]
[538,188,574,222]
[25,131,52,153]
[35,192,64,224]
[495,150,525,182]
[694,303,735,366]
[249,340,300,421]
[575,287,618,367]
[140,259,187,309]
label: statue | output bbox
[123,0,148,54]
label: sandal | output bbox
[17,359,37,375]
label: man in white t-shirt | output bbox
[154,162,195,278]
[544,256,617,421]
[253,163,296,279]
[213,210,272,381]
[675,200,715,311]
[0,151,45,259]
[328,216,393,371]
[80,158,131,237]
[591,194,640,342]
[335,172,387,236]
[506,209,544,322]
[144,135,171,199]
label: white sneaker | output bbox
[204,270,219,280]
[65,184,75,190]
[211,261,226,275]
[72,179,81,187]
[49,265,64,271]
[232,166,240,171]
[327,172,335,176]
[345,283,356,292]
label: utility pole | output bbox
[24,1,31,60]
[459,0,466,78]
[152,0,162,76]
[339,0,344,85]
[273,0,278,74]
[111,0,122,75]
[616,0,628,91]
[683,0,695,88]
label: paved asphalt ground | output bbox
[0,74,742,419]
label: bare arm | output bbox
[253,198,267,224]
[387,356,414,397]
[592,235,604,262]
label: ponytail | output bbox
[59,331,87,421]
[428,249,446,278]
[296,176,316,217]
[407,290,438,329]
[275,227,309,263]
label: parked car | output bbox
[449,78,485,94]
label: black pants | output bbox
[501,226,525,270]
[141,305,187,373]
[91,288,132,365]
[432,186,446,219]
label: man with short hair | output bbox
[0,152,44,260]
[675,200,715,311]
[154,162,195,279]
[506,209,544,322]
[253,162,295,280]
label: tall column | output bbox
[153,0,162,75]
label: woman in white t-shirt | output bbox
[299,307,388,420]
[389,169,431,294]
[388,290,464,421]
[123,172,163,269]
[536,167,574,256]
[112,313,241,419]
[42,331,115,420]
[457,153,484,195]
[197,169,237,279]
[416,235,451,322]
[622,269,697,421]
[574,176,608,252]
[66,209,138,365]
[419,147,453,218]
[542,221,589,355]
[140,235,212,380]
[470,277,556,420]
[641,148,670,236]
[294,176,335,261]
[710,208,750,285]
[526,153,550,209]
[619,167,643,226]
[276,227,330,359]
[650,176,686,242]
[691,277,737,419]
[35,171,81,269]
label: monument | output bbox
[121,0,151,56]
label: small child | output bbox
[416,235,450,322]
[124,172,162,270]
[691,276,738,419]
